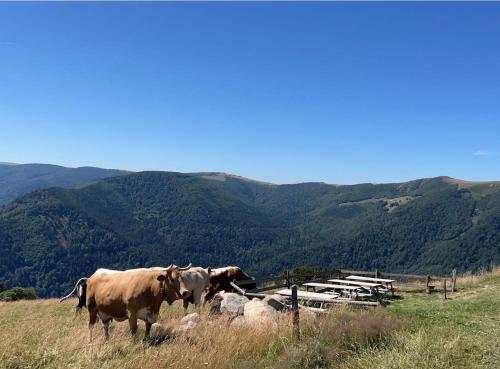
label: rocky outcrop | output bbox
[229,315,247,328]
[210,292,249,316]
[177,312,200,331]
[150,312,200,342]
[209,293,224,315]
[243,298,279,324]
[210,292,319,329]
[262,294,288,312]
[150,322,171,342]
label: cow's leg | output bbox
[144,322,152,339]
[102,319,111,341]
[88,307,98,345]
[128,312,138,336]
[183,298,189,315]
[204,288,215,306]
[88,323,94,346]
[193,289,203,313]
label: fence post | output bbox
[375,269,380,278]
[451,269,457,292]
[285,270,291,288]
[426,275,431,294]
[443,279,447,300]
[291,285,300,341]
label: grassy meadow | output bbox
[0,268,498,369]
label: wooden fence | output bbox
[235,268,458,339]
[235,268,458,296]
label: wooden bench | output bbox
[329,298,379,306]
[276,289,379,308]
[327,279,382,288]
[301,306,328,313]
[303,282,362,291]
[303,282,363,298]
[327,279,385,302]
[277,289,339,302]
[346,275,395,283]
[346,275,395,297]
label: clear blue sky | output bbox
[1,2,499,184]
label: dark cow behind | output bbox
[205,266,256,301]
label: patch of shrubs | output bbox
[0,287,37,301]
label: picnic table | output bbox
[276,289,339,308]
[346,275,396,283]
[327,279,382,288]
[303,282,363,299]
[346,275,395,296]
[277,289,379,307]
[304,282,362,291]
[327,279,386,302]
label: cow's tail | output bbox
[60,278,88,314]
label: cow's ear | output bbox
[157,275,167,282]
[207,267,211,274]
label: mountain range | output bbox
[0,167,498,297]
[0,163,128,205]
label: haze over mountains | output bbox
[0,163,129,204]
[0,165,498,297]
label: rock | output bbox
[172,312,200,333]
[150,313,200,341]
[220,292,249,316]
[172,321,197,333]
[209,292,224,315]
[243,298,279,324]
[150,323,171,342]
[180,312,200,325]
[229,315,247,328]
[263,294,288,312]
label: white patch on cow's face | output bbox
[137,307,158,323]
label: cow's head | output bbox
[157,263,192,303]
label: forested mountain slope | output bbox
[0,171,498,297]
[0,163,128,204]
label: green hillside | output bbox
[0,171,499,297]
[0,163,128,204]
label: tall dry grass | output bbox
[455,265,500,288]
[272,307,398,369]
[0,299,397,369]
[394,265,500,293]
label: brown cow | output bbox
[205,266,256,302]
[62,264,192,343]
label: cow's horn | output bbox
[165,264,174,271]
[178,263,192,271]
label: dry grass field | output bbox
[1,268,498,369]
